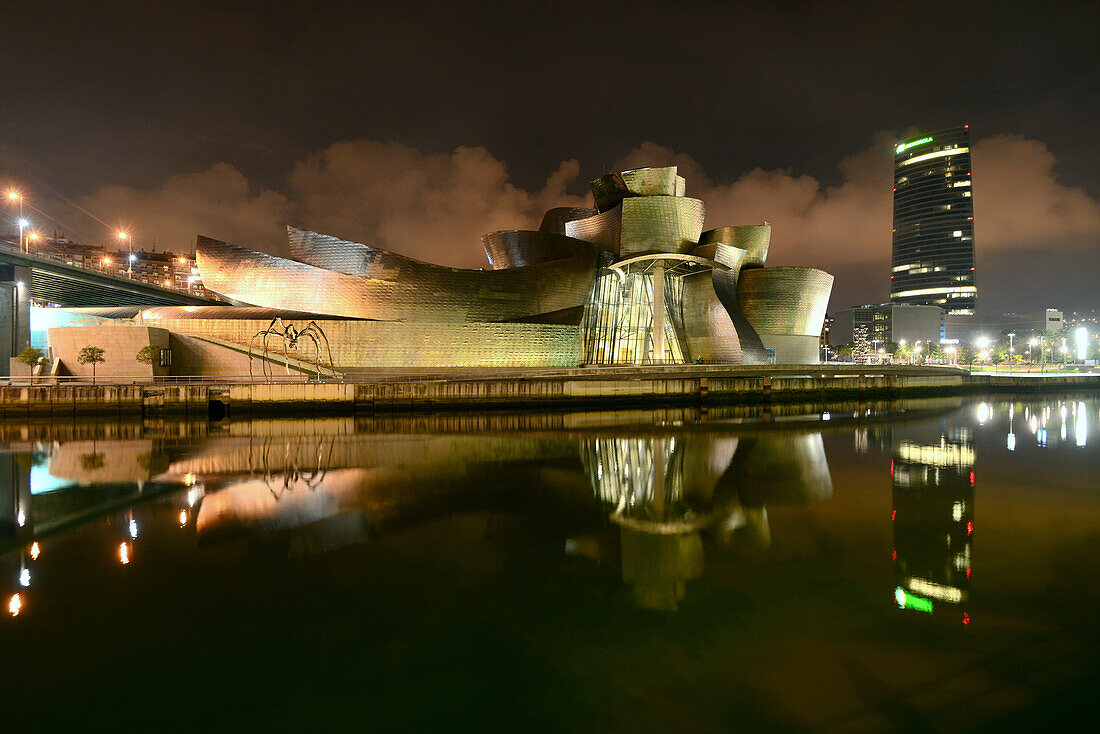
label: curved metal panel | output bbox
[539,207,599,235]
[681,271,745,364]
[620,196,705,257]
[712,268,768,363]
[564,204,622,256]
[197,235,599,324]
[733,433,833,506]
[480,230,599,269]
[675,175,686,197]
[590,173,632,212]
[699,225,770,268]
[133,305,357,322]
[693,242,746,272]
[621,167,679,197]
[736,267,834,337]
[284,226,394,276]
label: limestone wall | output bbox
[47,325,170,378]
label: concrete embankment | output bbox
[2,366,1095,418]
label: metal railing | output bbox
[1,363,970,387]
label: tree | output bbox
[957,342,977,370]
[16,346,44,367]
[136,345,161,366]
[16,346,45,383]
[78,345,106,382]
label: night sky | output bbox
[3,0,1098,313]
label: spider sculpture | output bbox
[248,318,335,379]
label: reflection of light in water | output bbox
[1061,421,1067,442]
[1009,404,1015,420]
[895,587,932,613]
[29,542,40,560]
[1029,416,1038,434]
[184,473,197,486]
[128,519,138,539]
[187,487,203,508]
[1007,433,1015,451]
[976,403,990,424]
[17,509,25,527]
[8,593,22,616]
[19,567,31,587]
[1038,429,1047,447]
[821,411,831,421]
[1077,402,1088,447]
[907,576,964,603]
[119,542,131,565]
[178,510,189,527]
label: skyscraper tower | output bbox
[891,126,976,314]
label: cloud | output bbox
[286,142,589,267]
[79,142,590,268]
[79,163,289,253]
[76,133,1099,309]
[617,133,1100,309]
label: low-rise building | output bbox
[945,309,1062,344]
[830,303,943,347]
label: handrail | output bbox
[0,364,993,387]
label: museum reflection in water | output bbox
[2,398,1093,617]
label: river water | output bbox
[2,395,1098,731]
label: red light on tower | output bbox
[964,124,969,130]
[967,216,973,220]
[967,521,974,535]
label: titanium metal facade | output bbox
[892,126,976,314]
[89,164,834,370]
[737,267,835,364]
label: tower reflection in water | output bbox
[581,431,833,611]
[891,420,973,624]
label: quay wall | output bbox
[1,370,1096,418]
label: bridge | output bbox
[0,244,221,307]
[1,242,222,371]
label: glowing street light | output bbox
[118,231,134,278]
[7,190,26,252]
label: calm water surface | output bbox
[2,396,1098,732]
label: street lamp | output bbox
[976,336,990,369]
[118,231,133,278]
[7,191,25,252]
[1028,337,1038,365]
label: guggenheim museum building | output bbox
[42,166,833,376]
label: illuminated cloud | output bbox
[617,134,1100,309]
[77,133,1099,309]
